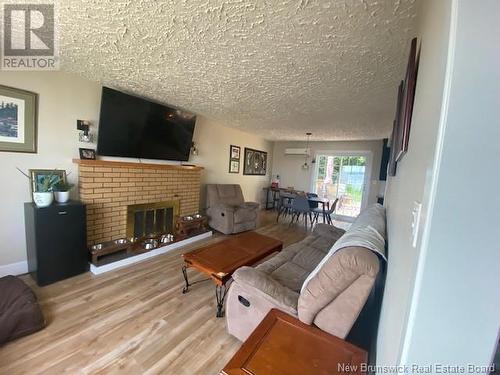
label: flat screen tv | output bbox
[97,87,196,161]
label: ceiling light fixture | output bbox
[302,132,312,170]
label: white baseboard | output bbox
[0,261,28,277]
[90,231,213,275]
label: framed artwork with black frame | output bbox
[229,145,240,173]
[243,147,267,176]
[79,148,96,160]
[0,85,37,153]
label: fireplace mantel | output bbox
[72,159,203,171]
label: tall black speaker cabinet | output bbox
[24,201,88,286]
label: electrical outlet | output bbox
[411,201,422,248]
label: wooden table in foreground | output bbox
[220,309,367,375]
[181,231,283,317]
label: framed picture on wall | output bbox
[230,145,240,160]
[388,81,404,177]
[0,85,37,153]
[229,145,240,174]
[396,37,419,162]
[243,147,267,176]
[229,160,240,173]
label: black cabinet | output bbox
[24,200,88,286]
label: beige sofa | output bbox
[206,184,260,235]
[226,204,386,344]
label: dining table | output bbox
[276,193,331,223]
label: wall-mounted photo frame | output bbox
[0,85,37,153]
[243,147,267,176]
[396,37,419,162]
[79,148,96,160]
[229,145,240,174]
[30,169,67,193]
[229,160,240,173]
[230,145,240,160]
[388,81,404,177]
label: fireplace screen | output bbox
[127,201,180,238]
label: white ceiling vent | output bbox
[284,148,311,156]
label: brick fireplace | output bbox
[74,159,202,245]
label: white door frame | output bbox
[310,150,373,221]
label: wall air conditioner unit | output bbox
[284,148,311,156]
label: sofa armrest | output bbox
[298,248,379,331]
[313,274,376,339]
[232,266,299,313]
[241,201,260,210]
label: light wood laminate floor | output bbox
[0,211,328,374]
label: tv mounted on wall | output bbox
[97,87,196,161]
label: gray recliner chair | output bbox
[206,184,260,234]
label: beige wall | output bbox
[190,117,273,208]
[271,140,383,207]
[385,0,500,367]
[376,0,453,365]
[0,71,272,270]
[0,72,101,268]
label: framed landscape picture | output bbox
[0,85,37,153]
[243,147,267,176]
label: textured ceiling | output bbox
[58,0,417,141]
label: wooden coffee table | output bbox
[220,309,368,375]
[181,231,283,317]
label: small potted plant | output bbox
[53,180,75,203]
[17,168,61,208]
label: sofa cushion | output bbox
[269,262,310,292]
[255,224,345,292]
[0,276,45,346]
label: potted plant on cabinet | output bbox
[17,168,61,208]
[53,180,74,203]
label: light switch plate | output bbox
[411,201,422,248]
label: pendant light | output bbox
[302,132,312,170]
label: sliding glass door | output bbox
[311,153,370,220]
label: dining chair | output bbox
[306,192,319,209]
[276,192,294,222]
[289,195,312,228]
[312,198,339,225]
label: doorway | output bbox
[311,152,371,220]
